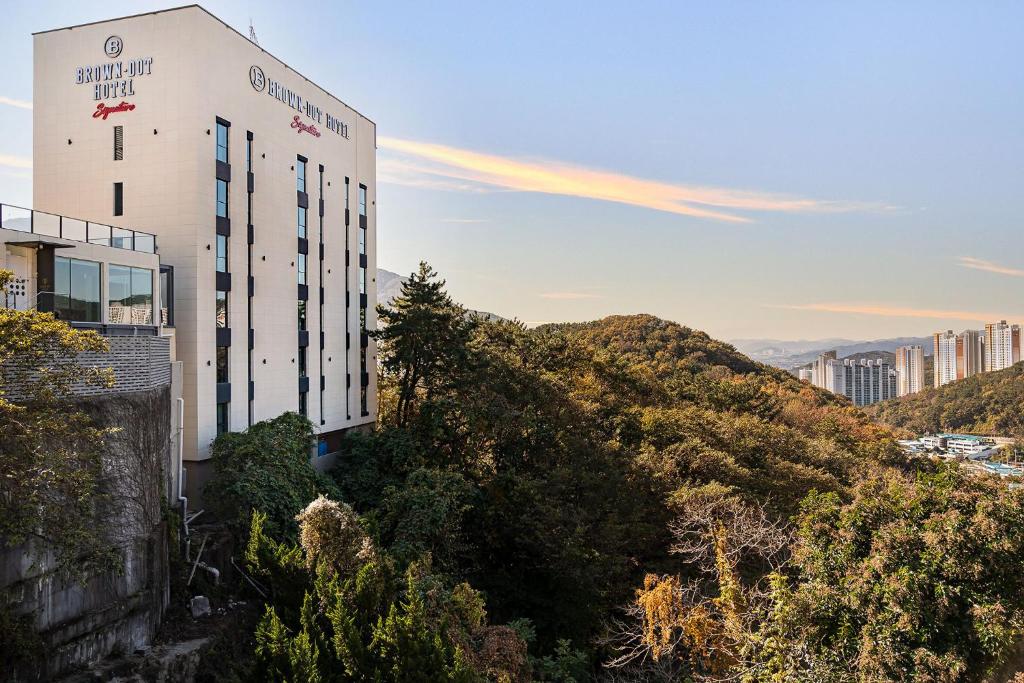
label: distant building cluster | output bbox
[897,433,1022,479]
[933,320,1021,388]
[808,350,897,406]
[799,320,1022,404]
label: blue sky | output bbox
[2,1,1022,340]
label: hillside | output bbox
[200,264,1024,683]
[869,361,1024,437]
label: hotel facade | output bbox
[29,6,378,497]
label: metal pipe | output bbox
[177,397,188,533]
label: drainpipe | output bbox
[177,397,188,532]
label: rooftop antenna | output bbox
[248,18,260,45]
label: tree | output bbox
[0,269,118,577]
[205,411,341,539]
[246,506,524,681]
[374,262,476,428]
[744,467,1024,682]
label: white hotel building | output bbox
[27,6,378,498]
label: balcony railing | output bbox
[0,203,157,254]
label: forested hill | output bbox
[199,266,1024,681]
[543,314,763,377]
[869,361,1024,437]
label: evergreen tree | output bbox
[374,262,476,428]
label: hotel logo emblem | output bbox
[249,65,266,92]
[104,35,123,58]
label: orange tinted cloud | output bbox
[379,136,883,223]
[958,256,1024,277]
[776,302,1014,323]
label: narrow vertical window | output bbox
[298,300,307,330]
[345,177,350,212]
[297,206,307,238]
[216,402,229,435]
[113,182,123,216]
[358,184,367,216]
[216,179,228,218]
[296,158,306,192]
[216,121,229,163]
[298,347,307,377]
[216,234,228,273]
[216,346,229,383]
[216,290,228,327]
[297,253,307,285]
[113,125,123,160]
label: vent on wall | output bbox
[114,125,124,161]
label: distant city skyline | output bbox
[2,1,1023,339]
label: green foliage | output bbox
[374,261,477,428]
[335,264,906,660]
[0,606,44,675]
[246,505,525,681]
[869,361,1024,437]
[746,466,1024,681]
[0,268,119,577]
[205,411,341,539]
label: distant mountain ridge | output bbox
[732,336,932,370]
[378,268,505,321]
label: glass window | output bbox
[114,182,124,216]
[359,226,366,255]
[216,234,228,272]
[298,253,307,285]
[246,135,252,172]
[216,122,228,163]
[216,402,229,435]
[358,184,367,216]
[298,300,307,331]
[298,347,307,377]
[216,179,228,218]
[296,158,306,192]
[345,177,350,210]
[298,391,307,417]
[359,268,366,295]
[131,267,153,325]
[297,206,306,238]
[159,265,174,327]
[108,264,131,324]
[216,290,228,328]
[109,265,153,325]
[360,386,368,416]
[216,346,229,383]
[53,256,101,322]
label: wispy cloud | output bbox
[0,96,31,111]
[774,302,1013,323]
[0,154,31,170]
[378,136,888,223]
[540,292,604,300]
[958,256,1024,278]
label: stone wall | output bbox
[1,387,172,680]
